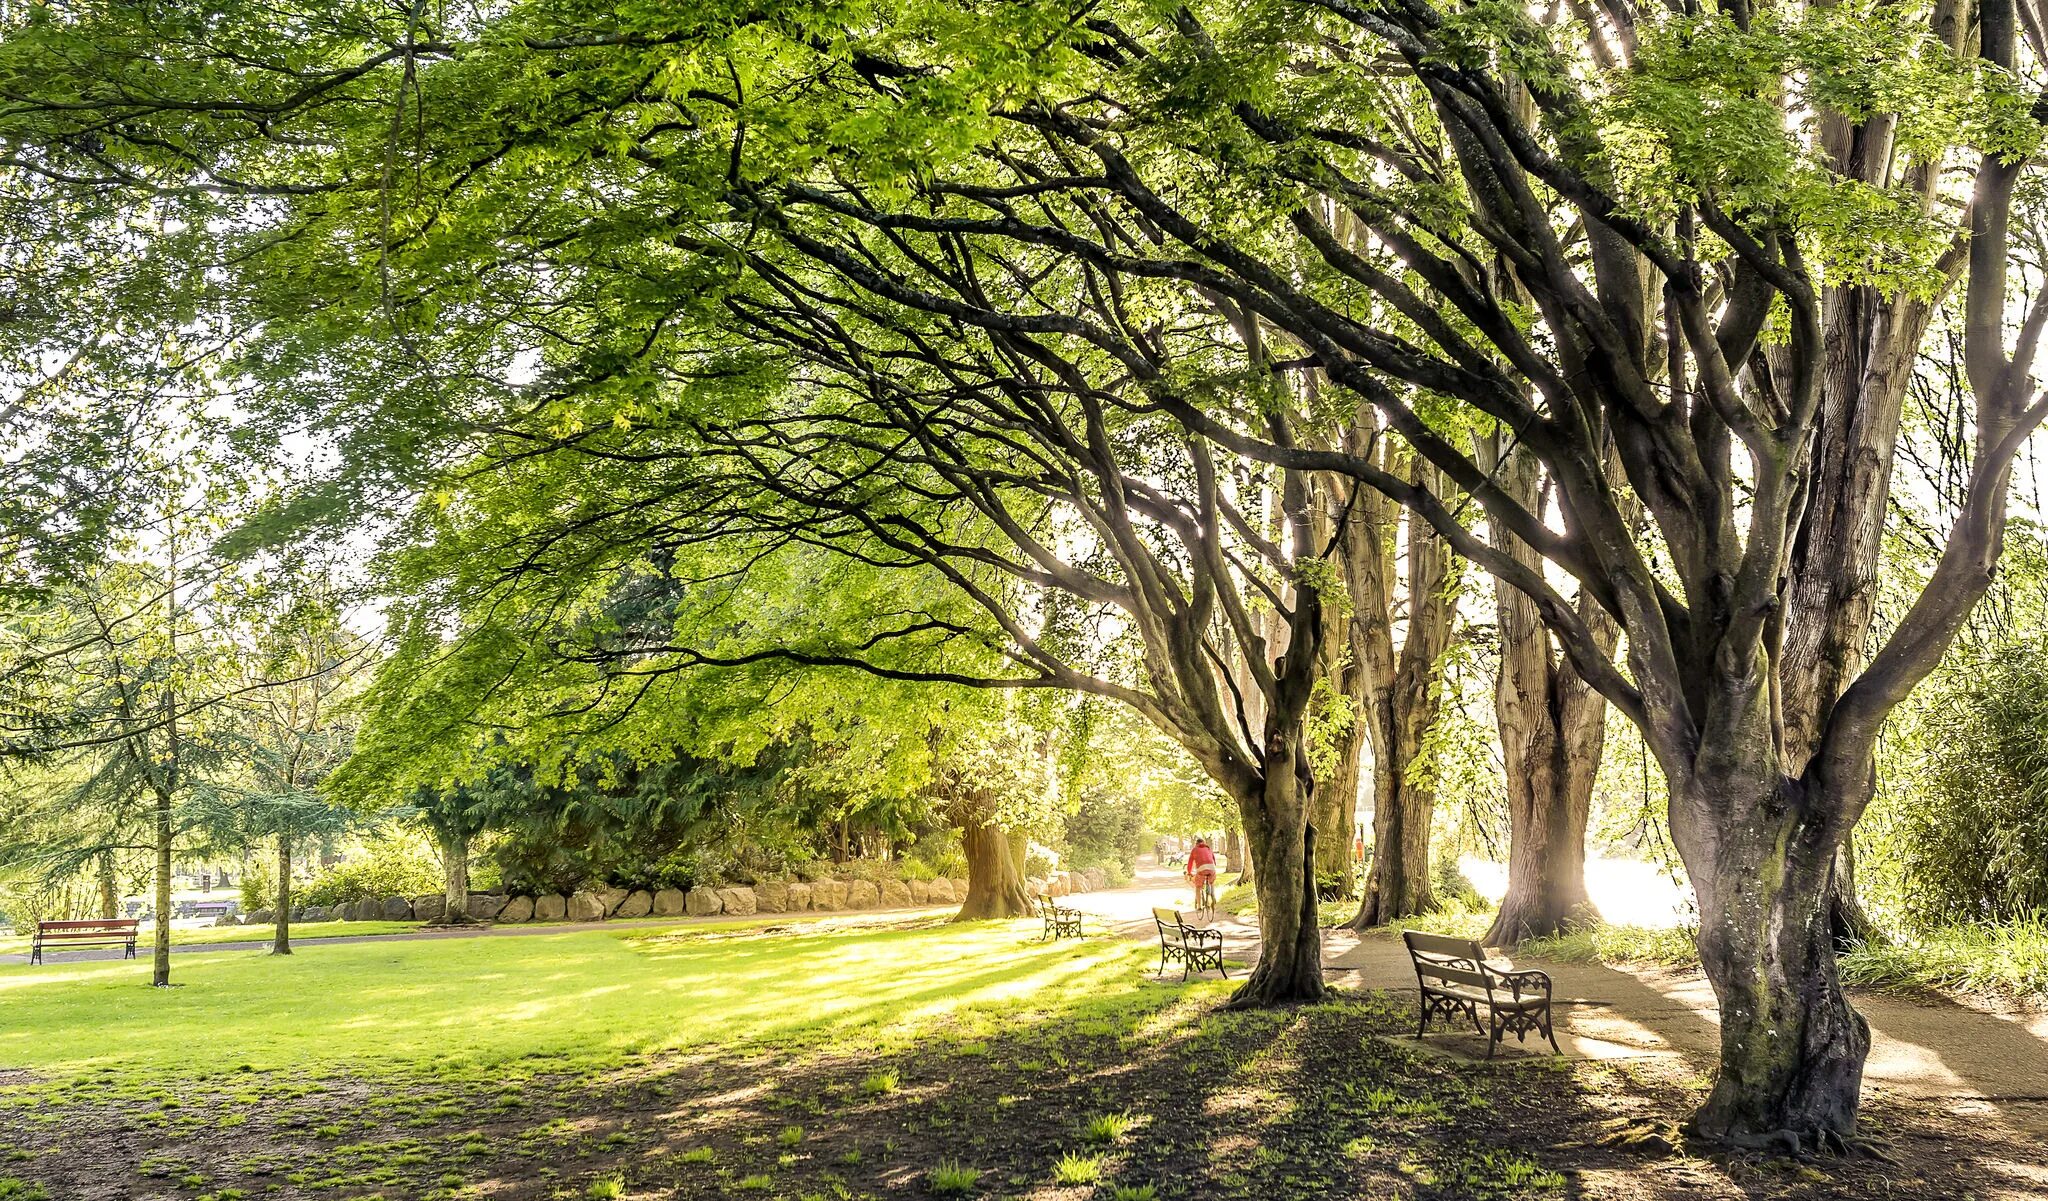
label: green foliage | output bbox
[1869,639,2048,928]
[1518,924,1701,969]
[1059,792,1143,875]
[1080,1112,1134,1145]
[1837,919,2048,1002]
[299,840,442,908]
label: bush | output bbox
[1061,791,1143,873]
[300,838,442,907]
[1839,918,2048,1002]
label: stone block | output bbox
[684,887,723,916]
[615,890,653,919]
[651,888,686,917]
[716,887,757,916]
[498,895,534,922]
[534,894,567,921]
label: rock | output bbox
[716,887,757,916]
[927,878,957,904]
[907,879,932,905]
[651,888,686,917]
[684,887,723,917]
[467,893,507,921]
[810,879,848,911]
[382,896,414,921]
[291,907,308,922]
[785,882,814,911]
[213,914,240,927]
[597,887,629,916]
[615,890,653,919]
[566,890,605,922]
[248,909,274,926]
[847,880,881,909]
[498,895,534,923]
[412,895,447,924]
[947,878,969,900]
[298,906,325,922]
[755,881,789,913]
[880,879,913,908]
[534,894,567,921]
[1089,867,1110,890]
[1025,876,1047,898]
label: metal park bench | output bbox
[1151,907,1226,981]
[1036,893,1083,940]
[1402,930,1560,1058]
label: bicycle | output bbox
[1189,871,1219,921]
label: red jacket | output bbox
[1187,844,1216,871]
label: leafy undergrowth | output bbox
[0,919,2037,1200]
[1838,919,2048,1005]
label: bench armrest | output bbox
[1182,926,1222,945]
[1486,966,1552,1000]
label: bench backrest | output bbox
[1151,906,1186,936]
[37,919,139,936]
[1402,930,1496,996]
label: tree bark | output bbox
[152,785,172,987]
[1346,452,1456,929]
[273,836,293,955]
[955,816,1032,919]
[1226,738,1324,1007]
[97,852,118,920]
[439,828,472,925]
[1680,776,1870,1149]
[1479,434,1613,945]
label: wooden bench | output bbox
[1152,907,1226,980]
[1402,930,1559,1057]
[1035,894,1083,940]
[31,918,140,966]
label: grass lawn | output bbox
[0,916,2031,1201]
[0,919,426,957]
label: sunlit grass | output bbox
[0,920,424,958]
[0,916,1183,1082]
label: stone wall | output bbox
[241,867,1105,926]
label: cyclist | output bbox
[1184,837,1219,914]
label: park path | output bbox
[1051,863,2048,1150]
[14,861,2046,1149]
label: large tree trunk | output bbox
[1313,718,1364,898]
[1479,434,1614,945]
[1680,775,1869,1148]
[1227,737,1324,1008]
[439,828,472,925]
[955,818,1032,919]
[152,786,172,987]
[273,837,293,955]
[1346,454,1456,930]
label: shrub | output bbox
[1081,1112,1133,1145]
[299,838,442,907]
[585,1173,625,1199]
[1840,919,2048,1001]
[1111,1186,1159,1201]
[1061,791,1143,873]
[858,1069,898,1096]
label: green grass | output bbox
[0,917,1145,1081]
[1052,1150,1104,1185]
[1080,1111,1134,1144]
[0,920,424,957]
[1839,919,2048,1001]
[926,1160,982,1193]
[1517,923,1700,968]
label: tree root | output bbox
[1586,1117,1685,1157]
[1699,1123,1897,1164]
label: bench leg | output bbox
[1542,1004,1561,1055]
[1487,1011,1504,1059]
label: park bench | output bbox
[31,918,140,966]
[1402,930,1560,1058]
[1036,893,1083,940]
[1152,907,1226,981]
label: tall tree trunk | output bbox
[955,815,1032,919]
[152,786,173,987]
[1678,772,1869,1148]
[97,851,118,920]
[439,828,472,925]
[273,836,293,955]
[1478,434,1614,945]
[1313,729,1362,898]
[1227,737,1324,1007]
[1346,453,1456,929]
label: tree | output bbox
[1477,436,1615,945]
[192,580,365,953]
[8,0,2045,1135]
